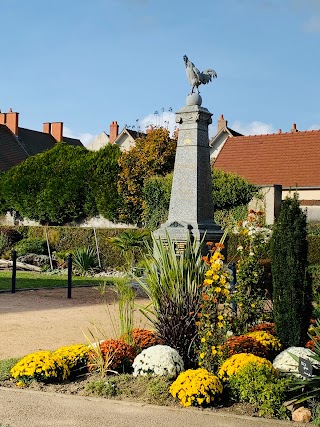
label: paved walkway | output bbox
[0,387,305,427]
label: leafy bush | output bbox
[143,173,172,230]
[271,193,312,347]
[308,236,320,264]
[222,335,270,359]
[10,351,69,385]
[218,353,277,382]
[228,362,289,419]
[14,238,47,256]
[72,247,99,275]
[170,368,223,407]
[99,339,137,373]
[53,344,89,377]
[132,345,184,377]
[0,232,9,255]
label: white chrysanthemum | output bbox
[132,345,184,378]
[273,347,319,377]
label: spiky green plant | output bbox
[137,233,206,368]
[113,278,135,344]
[288,319,320,404]
[108,229,150,270]
[72,246,99,276]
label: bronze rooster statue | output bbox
[183,55,217,95]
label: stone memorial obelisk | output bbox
[154,55,224,253]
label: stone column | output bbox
[153,97,224,253]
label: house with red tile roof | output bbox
[214,123,320,221]
[0,109,83,172]
[209,114,242,161]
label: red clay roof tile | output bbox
[214,130,320,188]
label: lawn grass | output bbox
[0,271,123,292]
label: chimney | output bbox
[109,121,119,144]
[217,114,227,133]
[278,129,282,134]
[51,122,63,142]
[3,108,19,135]
[291,123,298,133]
[43,122,51,134]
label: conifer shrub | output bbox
[271,194,312,347]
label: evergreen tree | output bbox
[271,193,312,347]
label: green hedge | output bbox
[0,226,140,269]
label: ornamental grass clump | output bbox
[11,351,69,386]
[132,345,184,377]
[218,353,277,382]
[99,339,136,373]
[198,239,232,371]
[222,335,270,359]
[53,344,90,377]
[170,368,223,407]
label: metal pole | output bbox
[67,253,72,299]
[11,250,17,293]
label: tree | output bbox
[271,193,312,347]
[143,170,259,230]
[0,143,121,225]
[118,128,177,225]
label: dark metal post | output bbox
[67,253,72,299]
[229,262,237,314]
[11,250,17,293]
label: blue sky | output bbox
[1,0,320,144]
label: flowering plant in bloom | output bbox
[198,241,232,371]
[132,345,184,377]
[249,322,276,336]
[222,335,270,359]
[53,344,90,377]
[99,339,137,373]
[245,331,282,356]
[218,353,277,382]
[170,368,223,407]
[11,351,69,386]
[122,328,162,353]
[234,209,272,257]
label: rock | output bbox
[17,253,57,268]
[292,407,312,423]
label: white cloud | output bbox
[304,16,320,32]
[309,124,320,130]
[138,111,177,136]
[230,120,276,135]
[63,126,97,146]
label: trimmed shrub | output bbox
[218,353,277,382]
[228,362,289,419]
[222,335,270,359]
[53,344,89,377]
[271,194,313,347]
[99,339,137,373]
[170,368,223,407]
[10,351,69,385]
[132,345,184,377]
